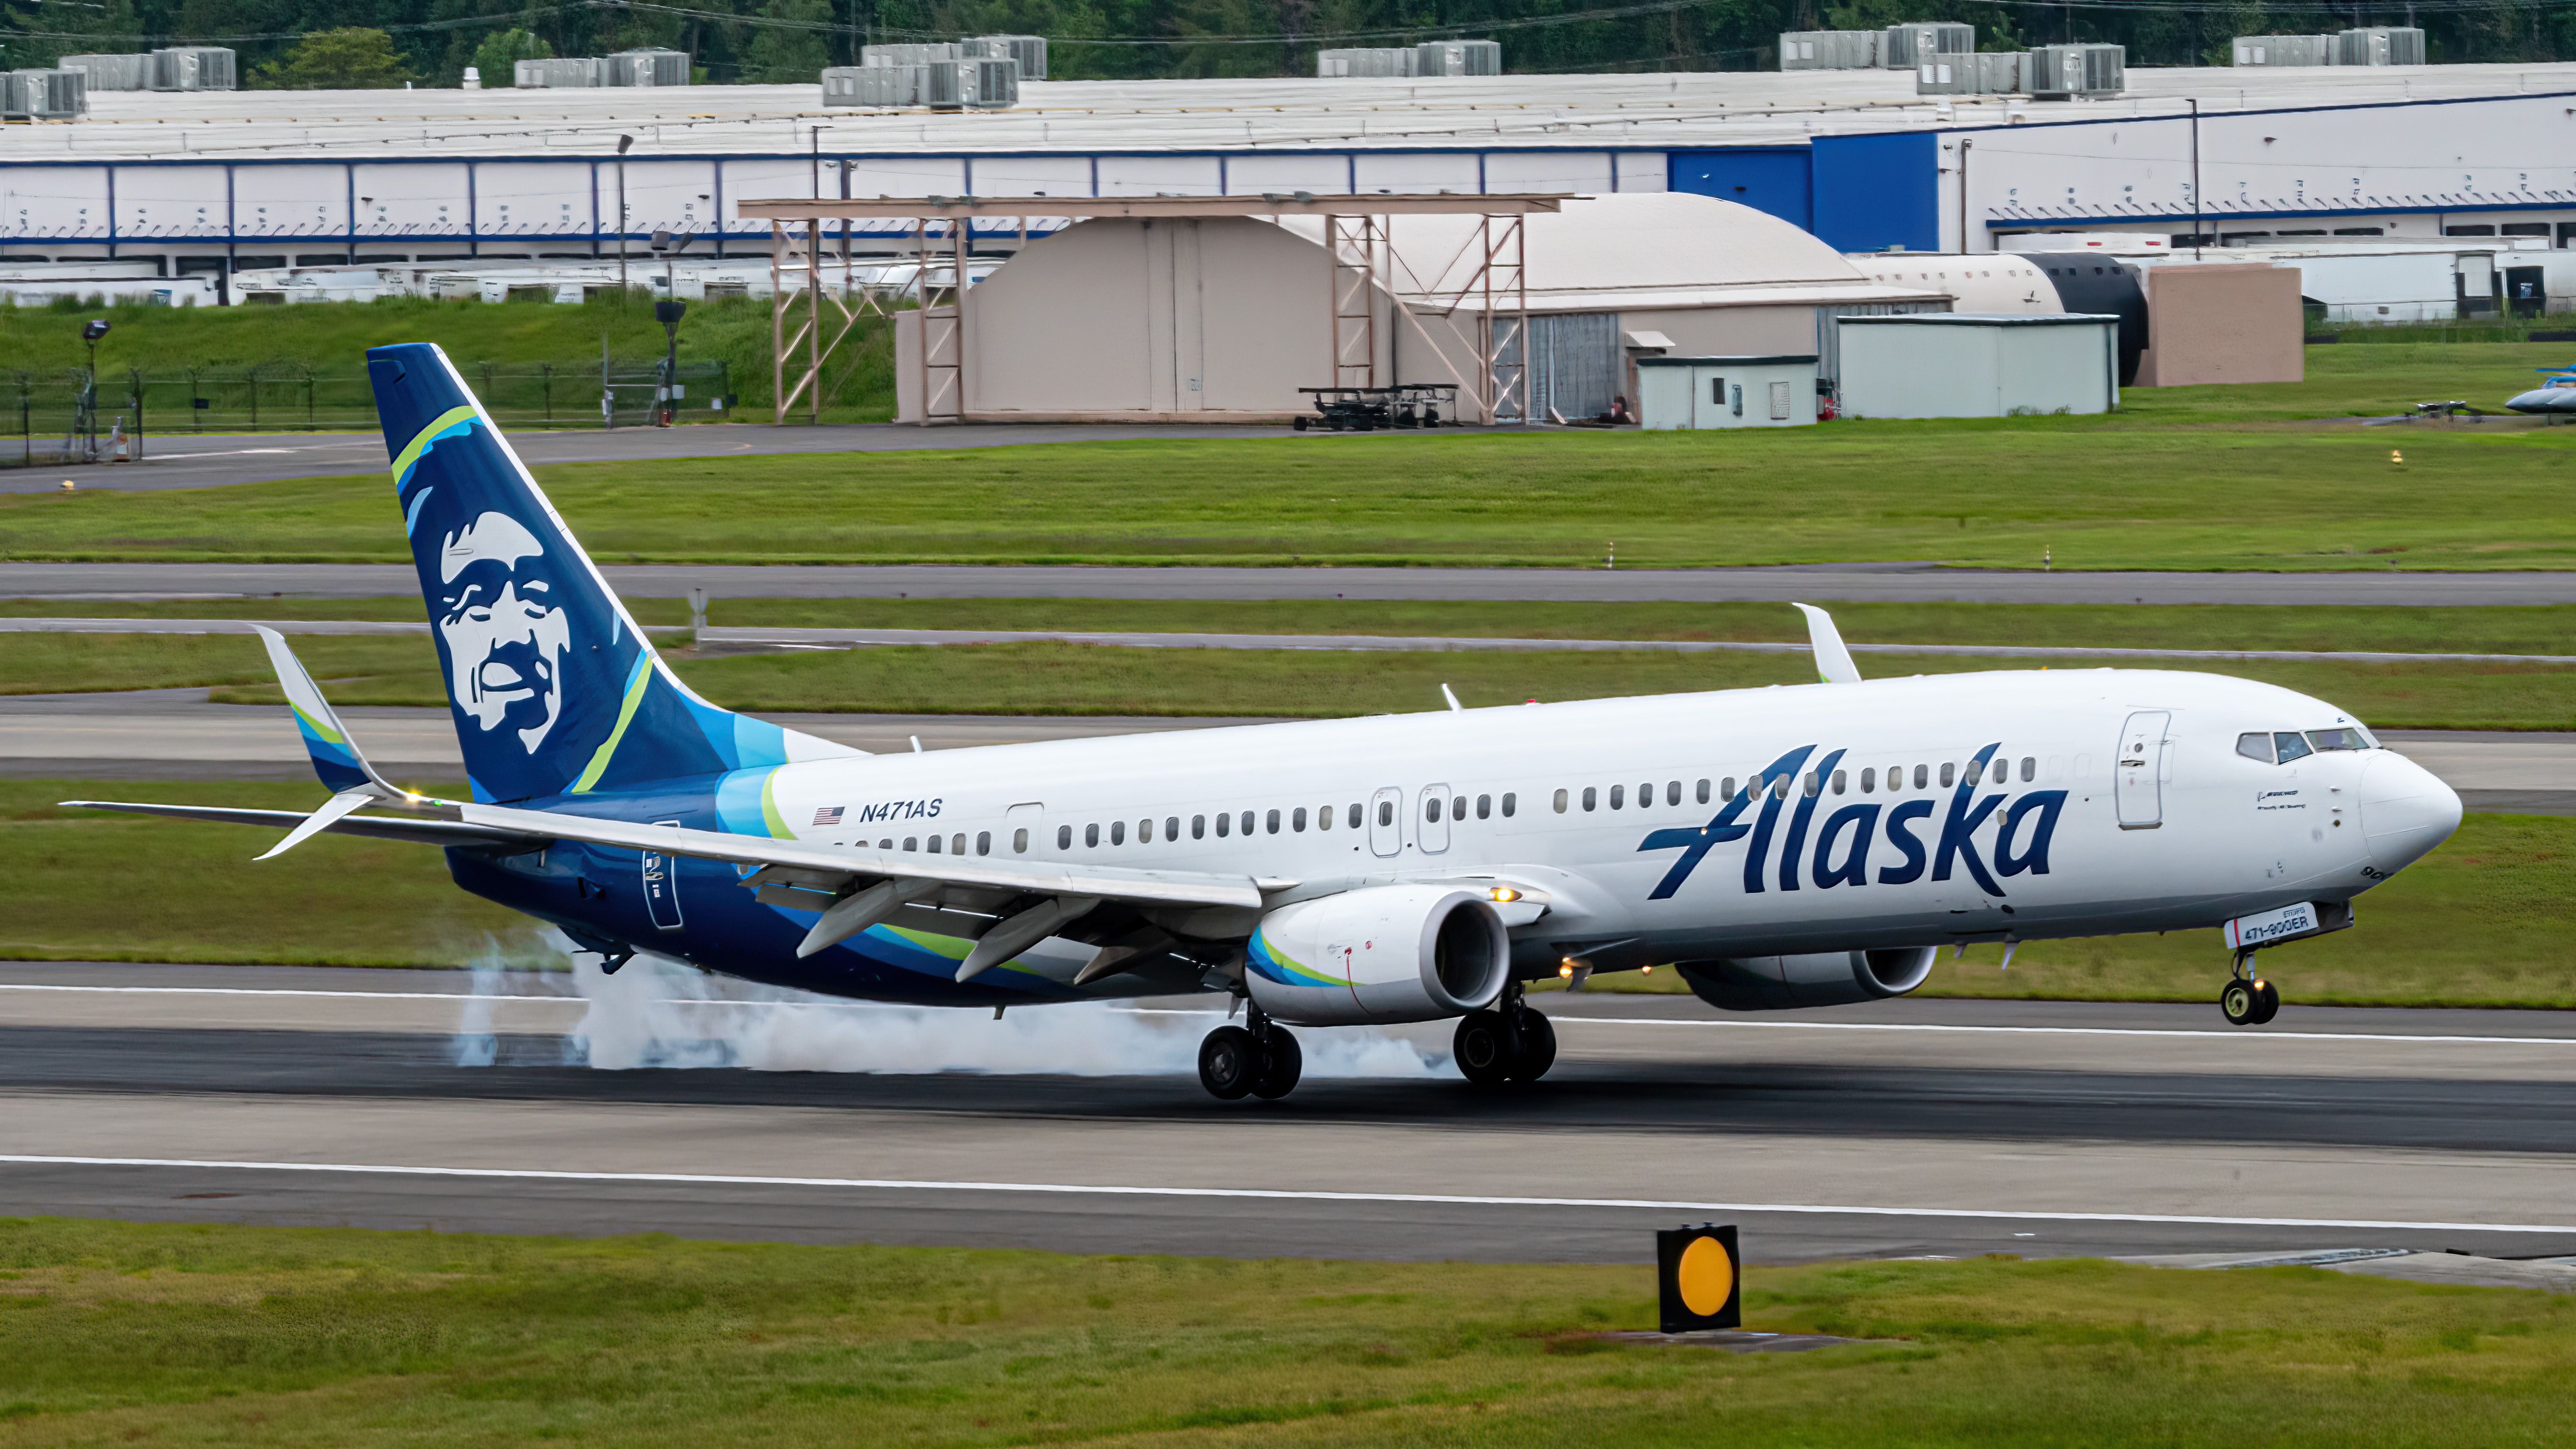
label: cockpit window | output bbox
[2236,732,2274,763]
[2273,731,2314,763]
[2307,727,2374,752]
[2243,726,2378,764]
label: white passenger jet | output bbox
[70,344,2466,1099]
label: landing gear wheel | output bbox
[1508,1009,1557,1083]
[2220,979,2260,1026]
[2248,978,2281,1026]
[1199,1025,1257,1099]
[1453,1010,1514,1087]
[1250,1027,1303,1100]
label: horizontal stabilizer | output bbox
[62,800,534,850]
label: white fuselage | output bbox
[738,667,2460,985]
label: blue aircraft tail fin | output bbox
[366,342,860,804]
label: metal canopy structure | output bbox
[741,193,1565,427]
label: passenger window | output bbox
[2274,731,2314,763]
[1609,785,1624,809]
[1241,811,1255,835]
[953,833,966,854]
[1666,780,1681,806]
[1772,774,1790,799]
[1056,825,1071,850]
[1502,792,1517,817]
[2238,732,2274,763]
[1427,797,1443,822]
[879,839,893,850]
[1861,767,1876,793]
[1940,762,1956,787]
[1802,771,1820,798]
[928,835,942,854]
[1636,782,1651,807]
[2308,727,2371,752]
[1453,795,1466,820]
[1583,787,1598,811]
[1166,815,1179,840]
[1347,803,1362,829]
[1216,812,1231,837]
[1966,759,1983,787]
[1721,778,1736,801]
[2021,756,2036,782]
[1315,805,1331,831]
[1011,828,1027,854]
[1265,809,1279,834]
[977,831,991,856]
[1192,814,1207,840]
[1553,789,1568,813]
[1137,819,1153,844]
[1293,807,1308,832]
[1109,821,1124,846]
[1831,769,1846,795]
[1476,794,1491,819]
[1696,778,1710,804]
[905,836,920,852]
[1377,800,1395,827]
[1913,764,1929,789]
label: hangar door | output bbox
[1493,312,1619,423]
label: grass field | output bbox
[11,596,2576,657]
[12,781,2571,1005]
[11,631,2548,730]
[0,1218,2569,1447]
[0,293,893,420]
[0,343,2565,570]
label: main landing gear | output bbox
[2219,949,2281,1027]
[1453,981,1557,1087]
[1199,1001,1303,1101]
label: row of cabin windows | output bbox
[1046,792,1521,852]
[862,831,992,855]
[1549,756,2042,814]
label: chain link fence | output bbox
[0,360,735,467]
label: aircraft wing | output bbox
[61,801,533,850]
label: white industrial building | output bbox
[0,60,2568,302]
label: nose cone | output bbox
[2361,750,2463,874]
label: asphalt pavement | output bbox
[11,561,2576,606]
[4,422,1299,495]
[3,964,2572,1264]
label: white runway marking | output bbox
[3,1154,2572,1236]
[7,983,2572,1047]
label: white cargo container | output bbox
[1836,314,2119,419]
[1637,355,1818,430]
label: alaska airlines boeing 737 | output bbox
[71,344,2466,1100]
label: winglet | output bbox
[253,626,407,801]
[1790,603,1862,685]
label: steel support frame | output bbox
[913,217,971,425]
[1473,214,1528,426]
[1326,213,1382,390]
[769,219,885,425]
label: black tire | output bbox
[1453,1010,1513,1087]
[1199,1025,1257,1100]
[2250,979,2281,1026]
[1292,416,1309,431]
[1509,1010,1557,1083]
[1250,1029,1303,1100]
[2220,979,2258,1027]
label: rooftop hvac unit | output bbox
[2231,35,2341,66]
[608,48,690,87]
[56,53,150,91]
[1315,47,1418,78]
[1414,40,1501,77]
[1917,50,2025,95]
[963,35,1047,80]
[515,56,608,88]
[4,68,87,119]
[1777,30,1882,70]
[920,57,1018,110]
[863,43,960,67]
[2027,43,2124,99]
[1882,22,1973,69]
[822,65,922,107]
[2338,26,2424,66]
[149,46,236,91]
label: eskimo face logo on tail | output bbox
[437,510,571,752]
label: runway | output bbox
[5,422,1297,495]
[3,962,2573,1264]
[10,561,2576,606]
[5,690,2565,813]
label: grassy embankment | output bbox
[0,1218,2571,1447]
[8,780,2571,1006]
[0,341,2569,568]
[0,293,894,422]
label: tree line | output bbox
[4,0,2570,86]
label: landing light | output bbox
[1558,960,1576,978]
[1488,886,1521,903]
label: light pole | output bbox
[615,133,634,288]
[78,318,109,462]
[650,227,691,427]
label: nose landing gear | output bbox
[1454,981,1557,1086]
[2219,950,2281,1027]
[1198,1000,1303,1101]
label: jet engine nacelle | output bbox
[1676,947,1937,1012]
[1245,885,1511,1026]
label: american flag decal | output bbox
[812,806,844,826]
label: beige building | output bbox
[895,193,1943,424]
